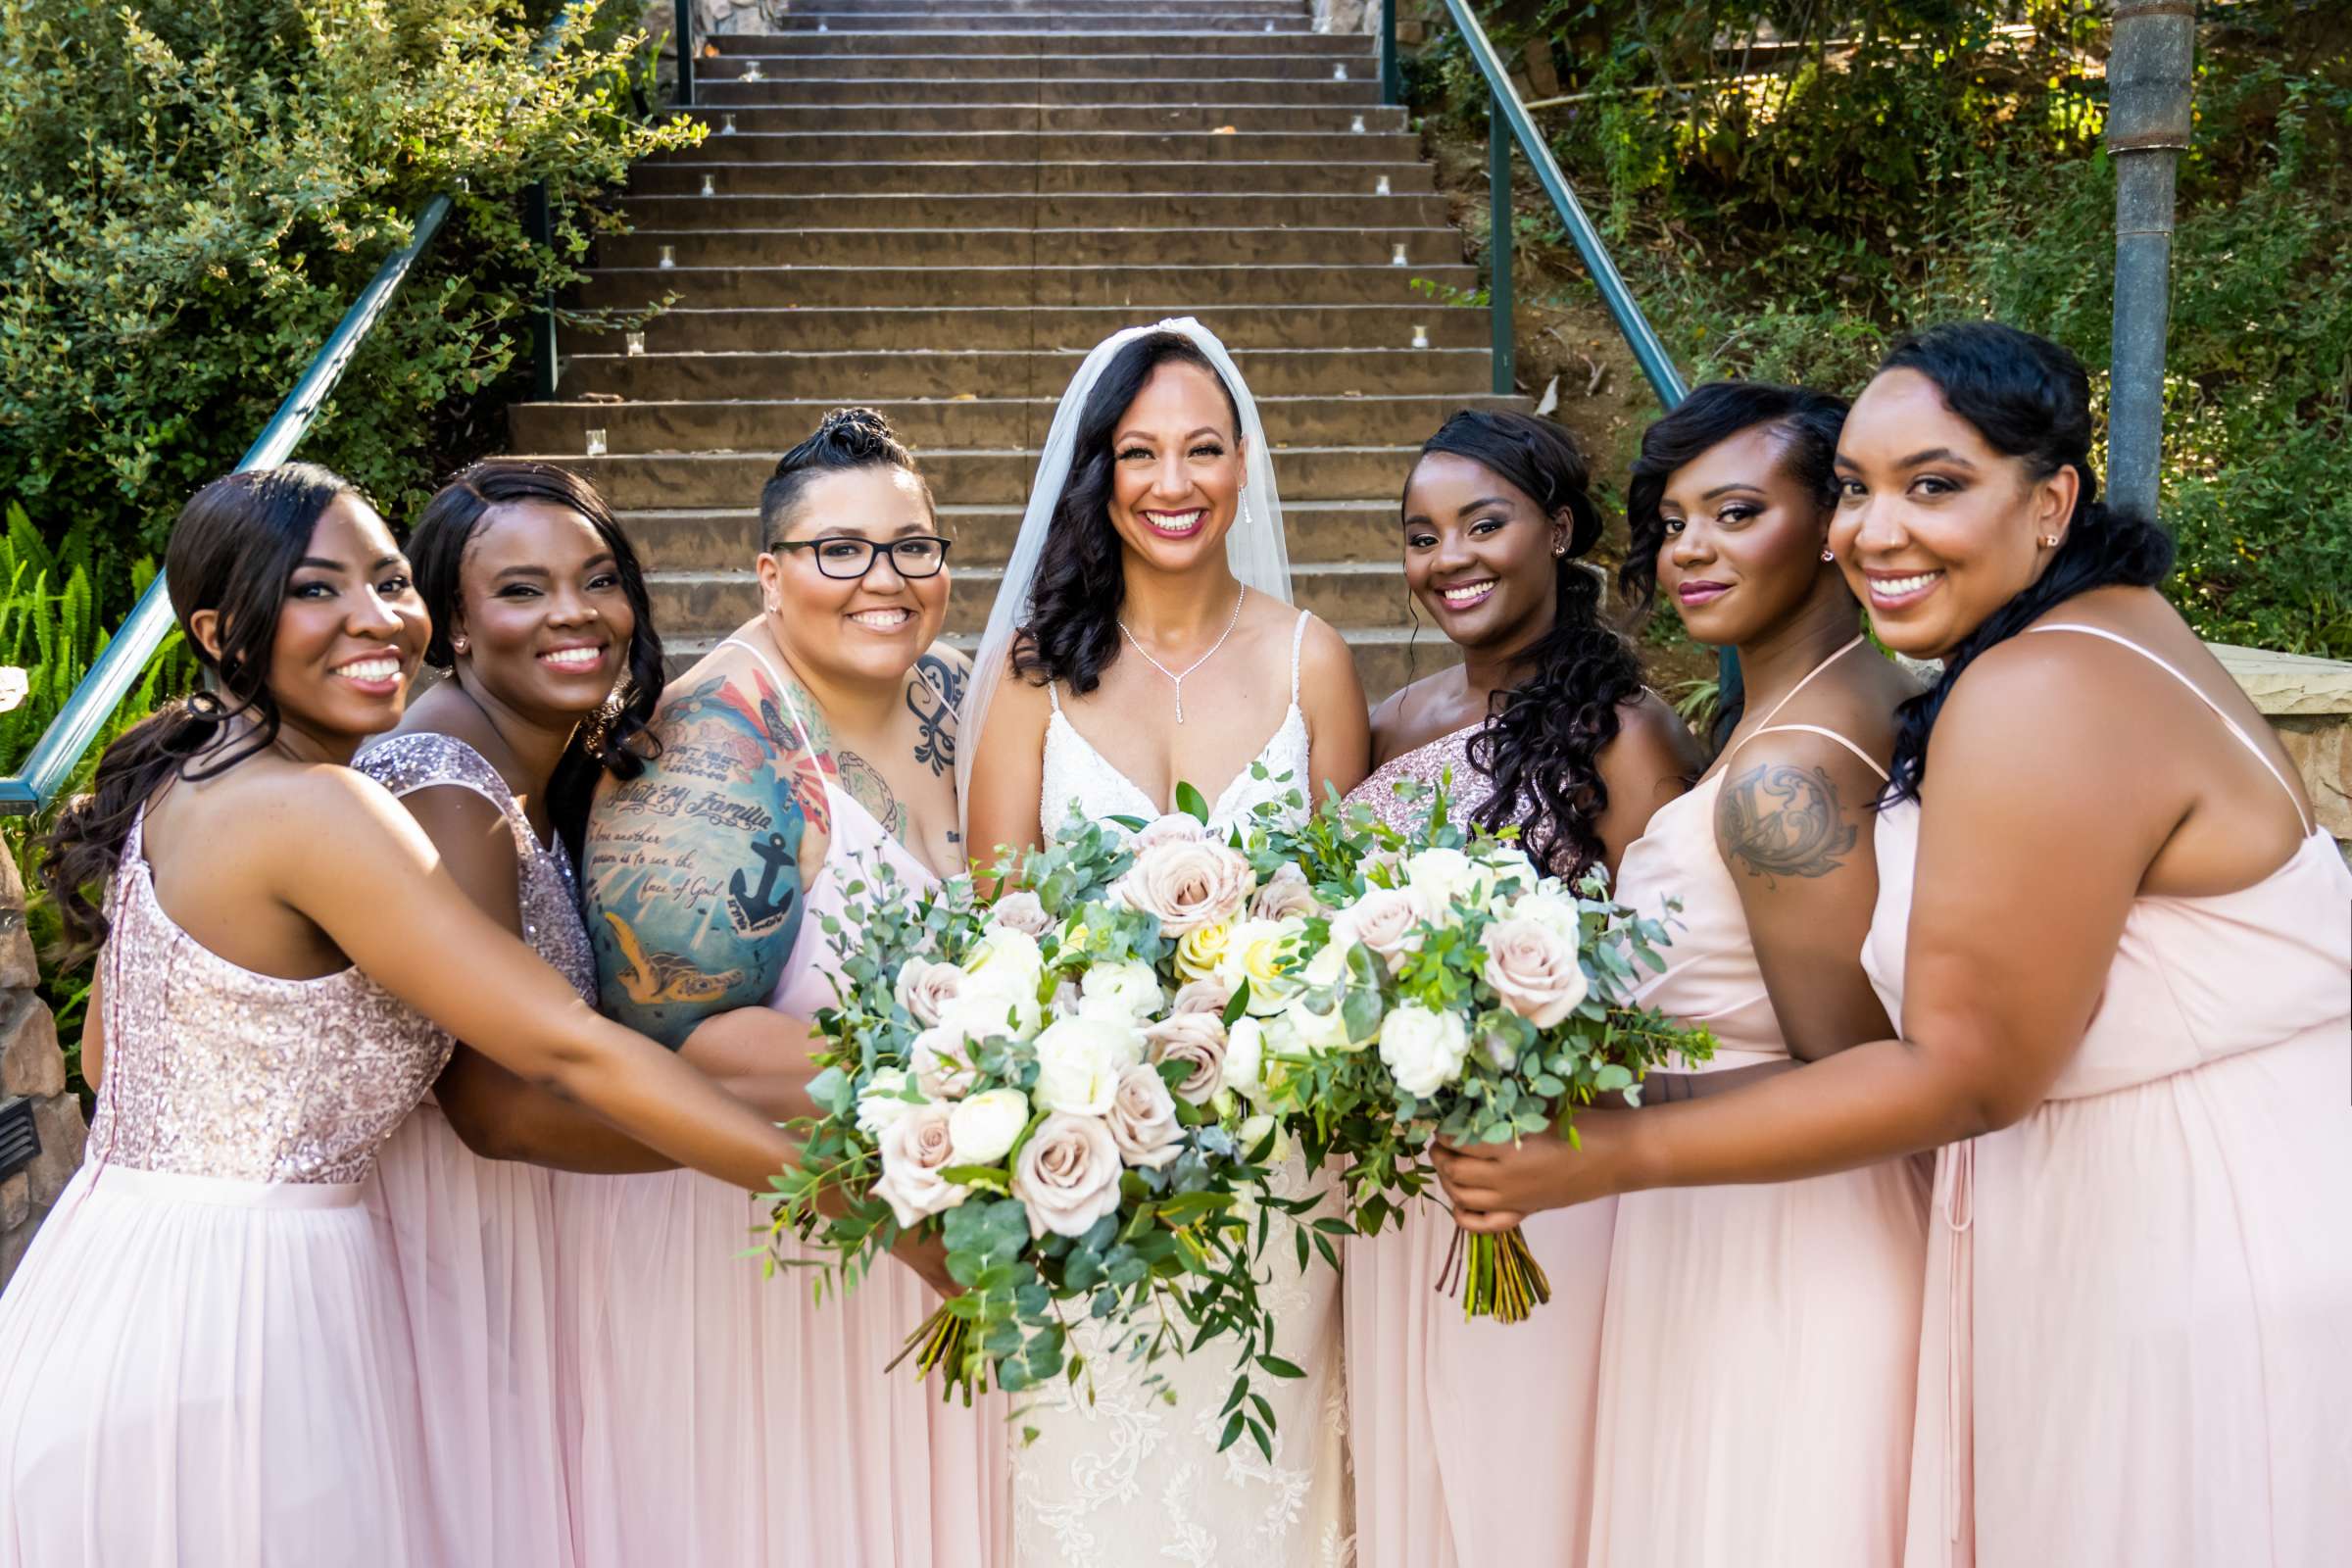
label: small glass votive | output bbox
[743,62,763,80]
[625,330,647,357]
[719,114,738,135]
[1392,242,1408,266]
[1375,173,1392,195]
[1334,64,1348,81]
[584,428,608,459]
[1411,324,1430,349]
[1350,114,1367,133]
[1263,20,1274,30]
[701,173,717,197]
[657,244,676,270]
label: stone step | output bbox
[700,32,1373,58]
[673,103,1406,133]
[697,75,1382,106]
[656,129,1416,164]
[618,499,1400,572]
[571,303,1489,354]
[759,12,1323,31]
[692,52,1372,80]
[628,159,1432,196]
[572,260,1479,310]
[617,189,1450,230]
[594,226,1460,270]
[558,345,1492,402]
[511,391,1519,454]
[536,445,1429,508]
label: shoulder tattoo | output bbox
[1714,761,1859,886]
[834,749,907,837]
[909,652,967,779]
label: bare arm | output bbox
[1438,650,2156,1227]
[580,666,827,1048]
[271,771,802,1193]
[679,1006,827,1124]
[396,785,673,1174]
[1298,614,1371,807]
[964,657,1051,878]
[1591,693,1705,880]
[80,972,104,1091]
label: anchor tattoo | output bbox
[726,831,799,937]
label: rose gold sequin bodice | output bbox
[1348,719,1586,874]
[89,809,455,1186]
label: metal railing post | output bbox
[674,0,696,107]
[2106,0,2194,522]
[525,183,560,401]
[1380,0,1402,107]
[1489,94,1514,396]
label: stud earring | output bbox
[451,636,468,655]
[1552,541,1567,558]
[2039,535,2060,548]
[1821,548,1836,563]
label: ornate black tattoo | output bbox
[1715,762,1857,886]
[834,749,907,838]
[909,652,965,779]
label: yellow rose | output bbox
[1175,920,1233,981]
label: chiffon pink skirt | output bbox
[1346,1194,1617,1567]
[560,1166,1007,1567]
[364,1103,574,1568]
[0,1164,438,1566]
[1586,1057,1932,1566]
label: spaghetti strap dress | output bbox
[563,638,1007,1568]
[354,733,586,1568]
[0,808,449,1566]
[1587,636,1932,1567]
[1871,625,2352,1567]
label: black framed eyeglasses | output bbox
[770,535,953,580]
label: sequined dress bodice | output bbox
[89,807,456,1186]
[1347,718,1582,876]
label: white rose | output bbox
[1403,847,1494,925]
[870,1103,971,1229]
[943,966,1043,1044]
[1483,844,1544,899]
[1506,890,1583,943]
[1141,1009,1227,1103]
[1131,812,1210,851]
[910,1026,980,1100]
[1010,1112,1125,1239]
[1030,1015,1144,1116]
[1334,886,1422,973]
[1481,916,1591,1028]
[0,666,26,714]
[947,1087,1030,1167]
[1284,990,1374,1056]
[1378,1003,1470,1098]
[1223,1015,1268,1102]
[1214,916,1306,1014]
[1103,1064,1184,1169]
[1298,938,1348,989]
[893,956,965,1028]
[855,1066,921,1137]
[988,889,1054,938]
[962,923,1046,992]
[1235,1111,1289,1165]
[1076,959,1164,1026]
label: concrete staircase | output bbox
[507,0,1520,695]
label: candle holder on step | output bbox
[1334,64,1348,80]
[720,114,738,135]
[657,244,676,270]
[625,331,647,357]
[743,62,763,80]
[1411,324,1430,349]
[1350,114,1366,133]
[584,428,608,459]
[1392,242,1408,266]
[1375,174,1392,195]
[701,173,716,197]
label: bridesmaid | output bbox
[1434,383,1931,1564]
[1343,409,1701,1568]
[0,466,824,1565]
[1440,323,2352,1565]
[356,460,671,1568]
[567,408,1002,1567]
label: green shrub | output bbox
[0,0,694,581]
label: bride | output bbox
[964,319,1370,1565]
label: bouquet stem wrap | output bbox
[1439,1222,1553,1324]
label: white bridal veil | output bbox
[956,318,1294,819]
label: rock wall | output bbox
[0,849,87,1284]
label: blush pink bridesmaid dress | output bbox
[1588,636,1932,1567]
[561,639,1006,1568]
[1867,625,2352,1567]
[1342,726,1618,1568]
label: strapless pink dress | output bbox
[1868,626,2352,1566]
[0,809,449,1565]
[562,644,1006,1567]
[1342,724,1617,1568]
[1590,641,1931,1567]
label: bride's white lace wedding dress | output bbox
[1014,610,1352,1568]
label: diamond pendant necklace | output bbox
[1117,586,1246,725]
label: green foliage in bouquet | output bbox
[768,813,1306,1459]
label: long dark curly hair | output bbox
[1871,322,2175,804]
[1011,331,1243,693]
[1622,380,1849,747]
[407,460,665,863]
[42,464,357,962]
[1417,410,1647,877]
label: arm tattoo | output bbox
[909,651,966,779]
[1714,761,1858,886]
[834,749,907,838]
[580,669,815,1047]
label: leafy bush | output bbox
[0,0,694,579]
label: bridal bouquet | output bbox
[767,795,1319,1457]
[1240,779,1712,1322]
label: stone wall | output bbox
[0,849,86,1285]
[2212,645,2352,854]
